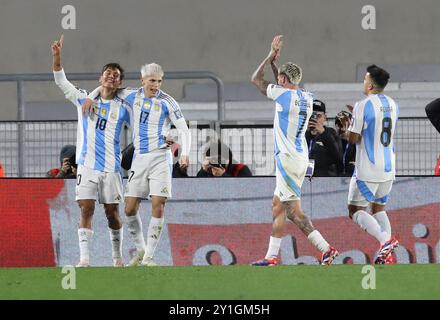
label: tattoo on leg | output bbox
[284,204,315,235]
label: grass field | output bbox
[0,264,439,300]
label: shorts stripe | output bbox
[275,155,301,198]
[374,194,389,204]
[356,179,375,202]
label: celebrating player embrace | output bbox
[83,63,191,266]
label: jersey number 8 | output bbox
[380,117,392,147]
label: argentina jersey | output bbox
[122,88,185,155]
[266,84,313,161]
[77,96,132,172]
[53,69,132,173]
[349,94,399,182]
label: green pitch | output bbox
[0,264,439,300]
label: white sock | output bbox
[307,230,330,253]
[353,210,388,244]
[374,211,391,240]
[109,227,123,259]
[78,228,94,262]
[144,216,164,260]
[126,214,146,252]
[265,236,282,259]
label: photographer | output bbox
[305,100,343,177]
[197,140,252,177]
[46,145,77,178]
[335,108,356,176]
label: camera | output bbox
[209,162,224,168]
[310,111,319,121]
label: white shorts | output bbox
[274,153,307,202]
[347,177,393,207]
[75,165,123,204]
[124,149,173,199]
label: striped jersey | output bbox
[349,93,399,182]
[267,84,314,162]
[54,69,132,172]
[118,87,186,155]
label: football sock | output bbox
[373,211,392,240]
[126,214,146,252]
[109,227,123,259]
[78,228,93,263]
[144,216,164,259]
[353,210,388,244]
[265,236,282,259]
[307,230,330,253]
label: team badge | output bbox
[100,108,108,117]
[143,100,151,111]
[110,112,117,120]
[154,102,161,111]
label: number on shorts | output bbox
[95,118,107,130]
[76,174,82,186]
[128,171,135,182]
[380,117,392,147]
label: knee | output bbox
[152,203,165,216]
[104,206,119,220]
[79,202,94,218]
[272,202,284,218]
[125,203,137,216]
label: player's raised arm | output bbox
[251,35,283,96]
[51,34,64,72]
[270,35,283,81]
[51,35,83,103]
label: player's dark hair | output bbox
[366,64,389,89]
[101,63,125,80]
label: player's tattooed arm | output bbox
[251,60,271,96]
[251,35,283,95]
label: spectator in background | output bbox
[0,160,4,177]
[197,140,252,177]
[335,108,356,176]
[46,144,77,178]
[306,99,343,176]
[425,98,440,134]
[425,99,440,174]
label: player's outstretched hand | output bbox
[51,34,64,56]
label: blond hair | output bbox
[279,62,302,85]
[140,63,164,78]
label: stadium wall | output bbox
[0,177,439,267]
[2,0,440,120]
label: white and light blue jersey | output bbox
[267,84,314,162]
[54,69,132,173]
[119,88,186,155]
[349,93,399,182]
